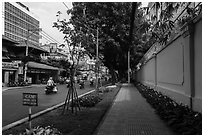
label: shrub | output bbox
[136,83,202,135]
[99,87,112,93]
[72,92,102,107]
[20,126,61,135]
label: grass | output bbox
[2,85,121,135]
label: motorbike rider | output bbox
[79,78,84,89]
[47,77,55,88]
[90,77,94,86]
[66,77,70,87]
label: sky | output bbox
[21,2,148,45]
[22,2,73,45]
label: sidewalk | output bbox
[2,84,46,92]
[96,84,175,135]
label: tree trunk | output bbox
[62,67,80,114]
[110,67,117,84]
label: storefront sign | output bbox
[2,62,18,69]
[23,93,38,106]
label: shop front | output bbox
[26,61,60,84]
[2,62,19,86]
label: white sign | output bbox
[2,62,18,68]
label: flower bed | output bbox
[136,83,201,135]
[72,87,114,107]
[72,93,103,107]
[20,126,61,135]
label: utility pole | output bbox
[95,27,99,91]
[24,28,42,82]
[128,50,130,83]
[23,30,29,82]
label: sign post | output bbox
[23,93,38,130]
[29,107,32,129]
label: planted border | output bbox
[135,83,201,135]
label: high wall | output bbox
[136,14,202,113]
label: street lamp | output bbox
[24,28,42,82]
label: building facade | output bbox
[2,2,40,45]
[2,2,60,86]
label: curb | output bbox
[2,86,106,132]
[93,85,122,135]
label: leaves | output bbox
[72,92,103,107]
[67,2,138,80]
[20,126,61,135]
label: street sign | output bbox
[23,93,38,106]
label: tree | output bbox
[53,14,87,114]
[67,2,145,82]
[128,2,193,70]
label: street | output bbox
[2,82,95,127]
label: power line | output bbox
[40,32,56,43]
[42,31,58,43]
[62,2,69,10]
[41,31,60,44]
[40,30,62,45]
[40,33,56,44]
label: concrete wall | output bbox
[136,15,202,113]
[193,17,202,112]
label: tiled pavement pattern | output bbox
[97,84,175,135]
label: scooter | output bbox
[45,84,58,94]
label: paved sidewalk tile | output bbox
[97,84,175,135]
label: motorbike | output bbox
[45,84,58,94]
[66,80,70,88]
[79,80,84,89]
[90,79,94,87]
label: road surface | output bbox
[2,82,96,127]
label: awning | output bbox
[2,68,18,71]
[27,61,59,70]
[2,35,19,44]
[2,56,10,60]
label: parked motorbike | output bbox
[45,84,58,94]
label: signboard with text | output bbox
[2,62,18,69]
[23,93,38,106]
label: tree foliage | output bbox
[62,2,146,81]
[53,2,191,81]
